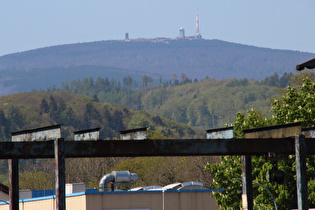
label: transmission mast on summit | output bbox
[195,9,202,39]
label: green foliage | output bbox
[0,110,10,141]
[0,160,8,185]
[20,170,55,190]
[128,112,153,129]
[40,98,49,114]
[7,104,25,130]
[206,77,315,209]
[226,78,249,87]
[0,91,202,140]
[205,156,242,209]
[259,72,293,88]
[141,75,153,89]
[147,129,172,140]
[0,91,204,190]
[289,70,315,88]
[234,109,271,138]
[65,157,116,189]
[271,78,315,127]
[19,159,56,190]
[0,73,296,191]
[51,73,282,129]
[207,110,297,209]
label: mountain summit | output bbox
[0,38,313,94]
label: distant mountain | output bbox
[0,38,314,95]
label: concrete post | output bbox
[295,135,308,210]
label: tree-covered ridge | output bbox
[0,91,203,142]
[53,73,293,129]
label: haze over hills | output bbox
[0,38,314,95]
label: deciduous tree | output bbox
[206,77,315,209]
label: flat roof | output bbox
[11,124,61,136]
[119,127,148,134]
[73,128,100,135]
[243,122,301,133]
[206,126,233,133]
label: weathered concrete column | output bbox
[295,135,308,210]
[9,159,19,210]
[241,155,253,210]
[55,138,65,210]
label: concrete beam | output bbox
[296,58,315,71]
[1,138,315,159]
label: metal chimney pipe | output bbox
[99,171,139,192]
[99,173,115,192]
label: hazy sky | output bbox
[1,0,315,56]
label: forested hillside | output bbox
[0,91,202,141]
[0,68,301,192]
[0,91,210,190]
[54,72,292,128]
[0,38,313,95]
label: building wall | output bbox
[67,195,86,210]
[21,198,55,210]
[0,191,8,203]
[0,190,218,210]
[0,197,55,210]
[120,130,147,140]
[19,189,32,199]
[86,190,218,210]
[66,183,86,194]
[0,194,86,210]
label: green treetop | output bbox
[206,77,315,210]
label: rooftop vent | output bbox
[99,171,139,192]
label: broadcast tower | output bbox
[195,10,202,39]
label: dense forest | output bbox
[49,72,293,128]
[0,91,208,190]
[0,92,202,142]
[0,70,304,193]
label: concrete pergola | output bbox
[1,122,314,210]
